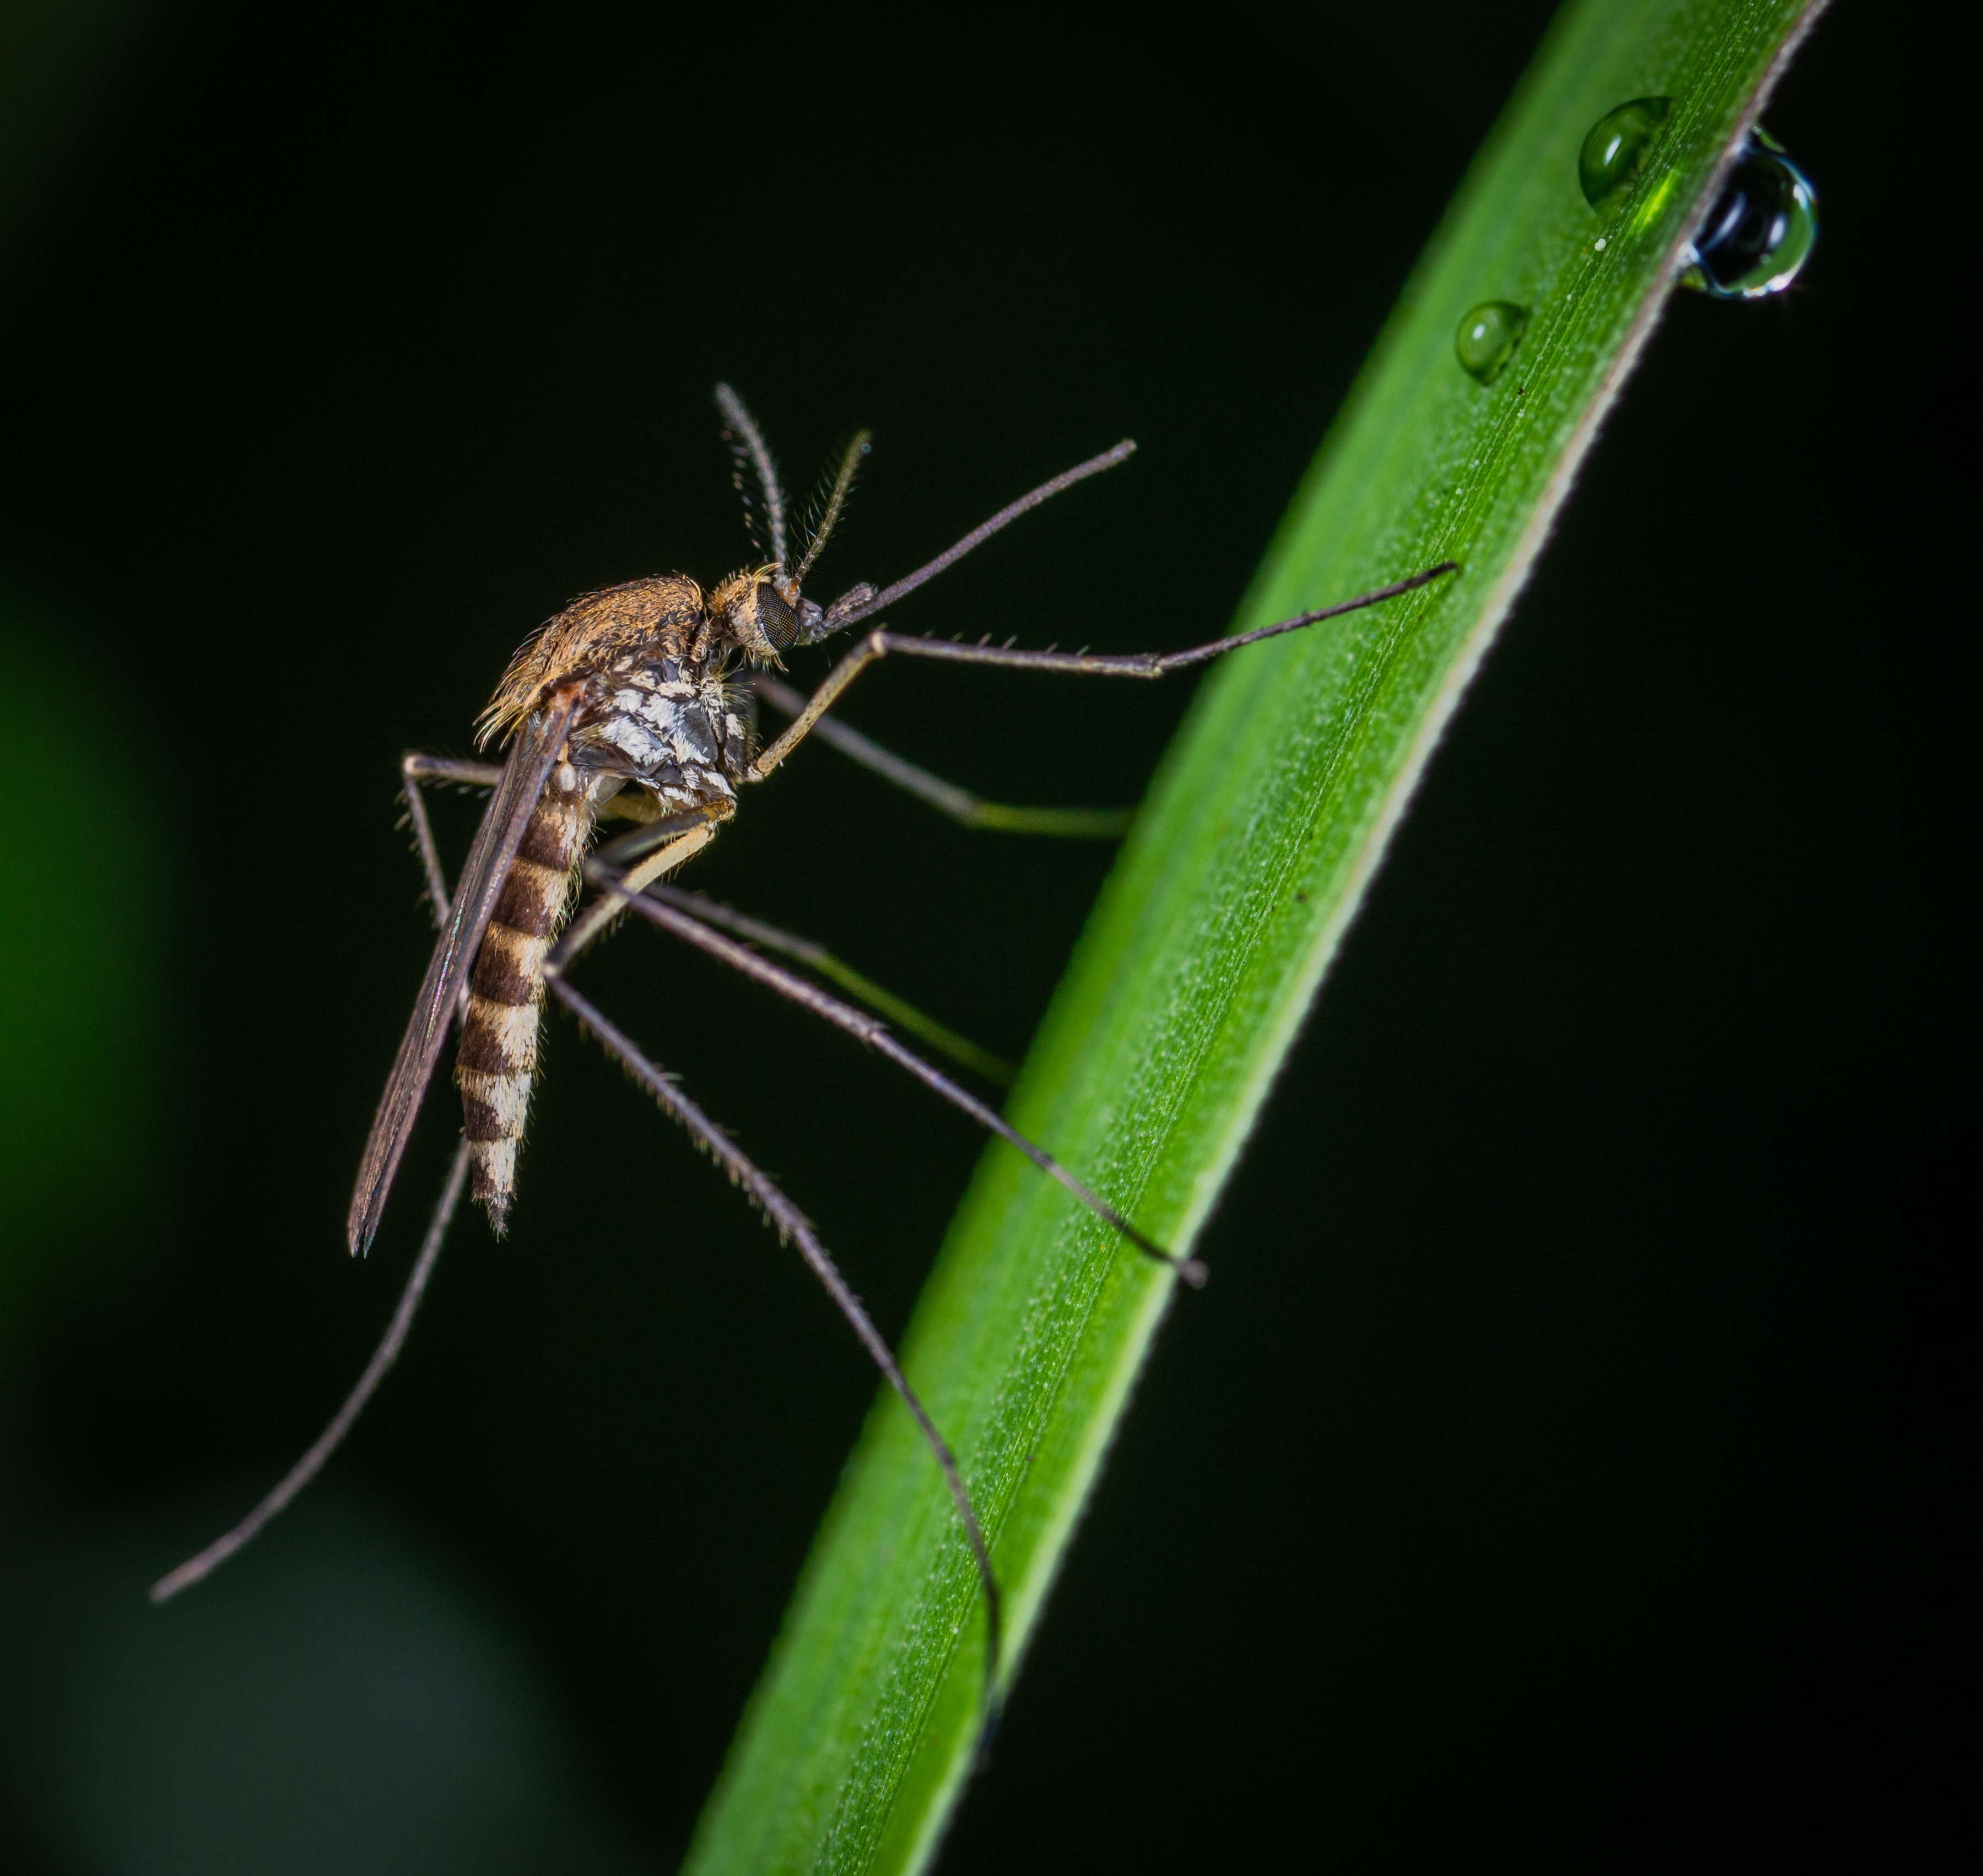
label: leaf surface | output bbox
[688,2,1828,1867]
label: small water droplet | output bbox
[1455,300,1528,384]
[1579,96,1674,208]
[1682,128,1818,299]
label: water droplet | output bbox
[1454,301,1528,384]
[1579,96,1674,208]
[1682,129,1818,299]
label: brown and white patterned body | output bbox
[453,572,785,1229]
[454,758,591,1230]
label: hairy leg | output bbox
[755,564,1456,781]
[575,860,1207,1286]
[549,974,1004,1719]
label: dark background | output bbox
[0,2,1963,1869]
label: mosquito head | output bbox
[709,566,825,666]
[714,389,875,662]
[706,399,1136,661]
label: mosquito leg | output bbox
[150,1139,473,1603]
[866,560,1460,677]
[403,754,505,788]
[579,863,1208,1286]
[592,805,734,871]
[750,630,890,779]
[150,761,482,1603]
[642,881,1017,1085]
[753,561,1458,781]
[398,757,473,1011]
[548,975,1004,1716]
[554,816,723,972]
[749,674,1131,838]
[401,763,477,1035]
[402,750,508,917]
[405,733,1007,1701]
[398,755,467,923]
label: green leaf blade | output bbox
[688,1,1826,1868]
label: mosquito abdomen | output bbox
[456,761,591,1233]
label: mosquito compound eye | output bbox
[754,582,798,651]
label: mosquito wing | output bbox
[347,688,582,1253]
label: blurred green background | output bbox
[0,2,1960,1869]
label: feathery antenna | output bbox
[715,383,789,569]
[795,430,873,587]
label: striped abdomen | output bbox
[456,761,591,1233]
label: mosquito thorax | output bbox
[478,574,709,747]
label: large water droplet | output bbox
[1683,129,1818,299]
[1454,301,1529,383]
[1579,96,1674,208]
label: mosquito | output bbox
[151,385,1455,1716]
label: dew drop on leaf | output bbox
[1579,96,1674,207]
[1455,301,1529,383]
[1682,129,1818,298]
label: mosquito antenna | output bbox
[150,1139,472,1603]
[826,440,1136,630]
[793,430,872,587]
[715,382,788,570]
